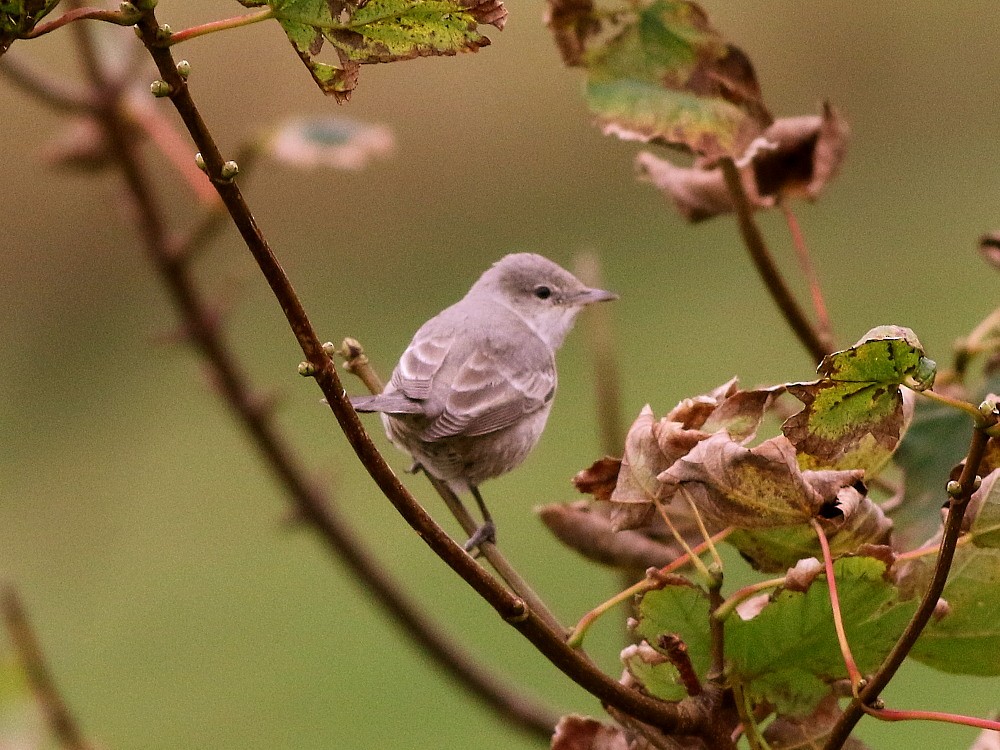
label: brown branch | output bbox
[58,13,558,741]
[824,425,993,748]
[1,587,94,750]
[719,158,832,362]
[131,6,708,735]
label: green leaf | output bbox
[546,0,770,159]
[260,0,507,101]
[783,326,936,474]
[0,0,61,56]
[907,543,1000,675]
[726,556,917,715]
[627,579,711,700]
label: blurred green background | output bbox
[2,2,998,748]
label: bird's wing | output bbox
[350,393,425,414]
[421,343,556,440]
[390,329,455,402]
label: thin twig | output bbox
[811,519,862,689]
[779,199,835,351]
[1,587,94,750]
[23,5,139,38]
[60,14,558,739]
[161,8,277,47]
[824,425,993,748]
[719,158,831,362]
[132,7,705,734]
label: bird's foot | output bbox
[462,521,497,555]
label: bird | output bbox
[350,253,618,551]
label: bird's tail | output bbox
[349,393,425,415]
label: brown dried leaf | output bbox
[750,101,849,200]
[551,715,630,750]
[536,501,683,569]
[658,433,864,529]
[573,456,622,502]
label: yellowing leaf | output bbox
[546,0,770,159]
[783,326,935,474]
[256,0,507,101]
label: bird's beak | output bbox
[572,287,619,305]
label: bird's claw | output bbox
[463,521,497,555]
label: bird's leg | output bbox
[462,485,497,553]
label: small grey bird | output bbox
[351,253,617,550]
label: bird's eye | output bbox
[533,285,552,300]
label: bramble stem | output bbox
[719,158,831,362]
[811,519,862,689]
[1,587,94,750]
[162,8,276,47]
[824,426,992,748]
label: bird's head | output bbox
[468,253,618,349]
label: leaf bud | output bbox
[133,0,157,9]
[978,398,998,422]
[176,60,191,80]
[149,79,172,97]
[321,341,338,356]
[194,152,206,172]
[297,361,317,377]
[119,2,139,17]
[155,24,172,42]
[220,160,240,181]
[946,480,963,497]
[973,475,982,490]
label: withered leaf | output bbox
[547,0,771,160]
[536,500,683,569]
[573,456,622,502]
[749,101,849,201]
[551,715,630,750]
[249,0,507,102]
[657,432,864,530]
[968,468,1000,548]
[637,102,848,222]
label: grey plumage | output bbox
[351,253,617,545]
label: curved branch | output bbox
[61,14,558,740]
[132,8,707,735]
